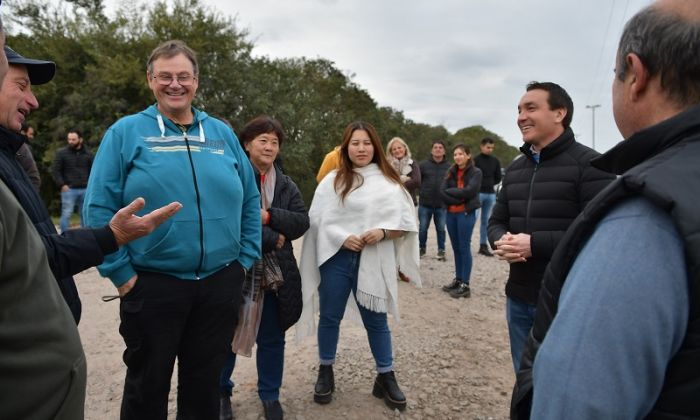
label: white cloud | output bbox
[103,0,653,151]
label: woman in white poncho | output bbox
[298,121,420,412]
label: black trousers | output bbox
[118,263,244,420]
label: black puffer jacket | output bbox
[487,128,615,304]
[439,163,482,213]
[0,127,117,323]
[418,157,450,208]
[51,145,93,188]
[512,105,700,420]
[258,164,310,331]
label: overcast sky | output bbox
[107,0,652,152]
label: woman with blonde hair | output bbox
[386,137,421,205]
[298,121,420,412]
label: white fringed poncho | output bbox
[296,163,420,341]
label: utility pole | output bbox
[586,104,601,150]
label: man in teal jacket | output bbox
[83,40,261,420]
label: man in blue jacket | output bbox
[84,40,261,420]
[0,18,176,420]
[0,45,181,324]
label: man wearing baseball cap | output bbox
[4,45,55,85]
[0,15,87,419]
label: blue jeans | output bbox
[219,292,286,401]
[506,296,537,373]
[418,205,446,252]
[478,193,496,245]
[318,249,393,373]
[60,187,86,233]
[445,210,477,284]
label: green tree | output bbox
[6,0,519,209]
[450,125,519,167]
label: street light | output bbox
[586,104,601,150]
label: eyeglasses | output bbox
[152,73,197,86]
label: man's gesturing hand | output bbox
[109,198,182,246]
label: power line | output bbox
[586,0,618,107]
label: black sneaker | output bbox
[419,248,426,258]
[441,278,461,292]
[437,250,446,261]
[449,282,471,298]
[478,244,494,257]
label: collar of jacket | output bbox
[519,127,575,162]
[0,125,27,154]
[428,156,448,165]
[253,163,283,189]
[447,162,475,179]
[592,104,700,175]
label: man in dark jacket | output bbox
[0,20,86,420]
[418,140,450,260]
[17,122,41,190]
[487,81,614,374]
[0,45,181,323]
[473,137,501,256]
[52,128,92,232]
[513,1,700,418]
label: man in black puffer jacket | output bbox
[513,2,700,417]
[418,140,450,260]
[487,81,614,375]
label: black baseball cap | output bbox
[4,46,56,85]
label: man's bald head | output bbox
[615,0,700,108]
[655,0,700,19]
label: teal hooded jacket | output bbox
[84,105,261,287]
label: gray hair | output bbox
[616,5,700,106]
[147,40,199,75]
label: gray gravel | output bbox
[78,225,513,419]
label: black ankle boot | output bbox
[478,244,494,257]
[314,364,334,404]
[262,400,283,420]
[372,371,407,411]
[219,391,233,420]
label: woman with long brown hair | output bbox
[298,121,420,412]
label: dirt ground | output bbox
[77,226,514,420]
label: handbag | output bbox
[231,260,264,357]
[261,251,285,292]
